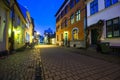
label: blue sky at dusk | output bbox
[17,0,64,35]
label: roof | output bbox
[44,28,53,34]
[18,3,28,19]
[55,0,68,17]
[14,0,26,22]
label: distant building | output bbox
[33,31,40,44]
[55,0,86,48]
[86,0,120,46]
[44,28,53,44]
[50,32,56,45]
[40,35,44,43]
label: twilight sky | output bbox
[17,0,64,35]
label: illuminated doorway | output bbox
[64,31,68,46]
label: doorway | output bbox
[64,32,68,46]
[91,29,99,45]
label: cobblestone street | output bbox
[40,45,120,80]
[0,45,120,80]
[0,48,42,80]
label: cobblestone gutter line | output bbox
[38,48,46,80]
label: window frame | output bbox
[90,0,98,15]
[106,17,120,38]
[72,29,79,40]
[76,9,81,21]
[70,14,74,24]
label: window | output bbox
[70,14,74,24]
[70,0,74,9]
[61,34,63,41]
[76,10,80,21]
[61,11,64,17]
[113,18,120,37]
[56,15,61,22]
[106,17,120,38]
[57,35,59,41]
[65,19,68,27]
[61,22,64,29]
[106,20,113,37]
[17,16,20,25]
[90,0,98,15]
[72,29,79,40]
[0,16,4,42]
[105,0,118,8]
[65,6,68,14]
[75,0,80,3]
[61,19,68,28]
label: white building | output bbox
[86,0,120,46]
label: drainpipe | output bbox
[83,0,88,48]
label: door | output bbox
[91,29,99,45]
[64,32,68,46]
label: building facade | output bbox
[0,0,34,55]
[0,0,10,55]
[8,0,27,50]
[55,0,86,48]
[86,0,120,46]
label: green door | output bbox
[64,32,68,46]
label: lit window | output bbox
[72,29,79,40]
[106,17,120,38]
[76,10,80,21]
[70,14,74,24]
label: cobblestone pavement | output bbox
[0,48,42,80]
[40,46,120,80]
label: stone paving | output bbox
[40,46,120,80]
[0,48,42,80]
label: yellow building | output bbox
[0,0,34,55]
[8,0,26,51]
[0,0,10,55]
[25,11,34,44]
[55,0,86,48]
